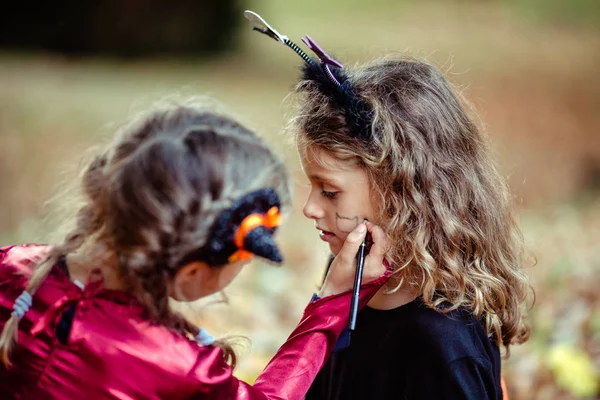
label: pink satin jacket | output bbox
[0,245,388,399]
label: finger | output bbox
[337,223,367,267]
[365,223,388,261]
[361,223,388,281]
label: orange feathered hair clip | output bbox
[229,206,282,263]
[179,188,284,267]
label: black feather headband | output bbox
[244,11,373,141]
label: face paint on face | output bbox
[300,146,377,256]
[335,212,359,233]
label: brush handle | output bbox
[348,235,367,331]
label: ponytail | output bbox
[0,249,60,366]
[0,153,108,366]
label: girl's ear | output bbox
[170,261,212,301]
[178,261,203,280]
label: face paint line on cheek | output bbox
[335,212,360,233]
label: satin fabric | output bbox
[0,245,389,399]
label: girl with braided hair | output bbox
[0,98,390,399]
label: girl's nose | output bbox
[302,191,325,220]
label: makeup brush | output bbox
[348,231,368,332]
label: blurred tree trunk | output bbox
[0,0,241,57]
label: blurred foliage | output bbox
[508,0,600,26]
[0,1,599,399]
[547,343,598,398]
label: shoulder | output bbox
[1,244,52,270]
[409,298,475,332]
[403,304,502,398]
[408,299,493,362]
[188,345,234,383]
[0,244,52,285]
[407,355,501,400]
[180,342,243,397]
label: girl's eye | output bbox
[321,190,338,199]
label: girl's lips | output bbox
[319,230,335,242]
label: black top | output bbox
[306,298,502,400]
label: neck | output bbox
[65,245,126,291]
[367,280,418,310]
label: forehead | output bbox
[299,146,362,183]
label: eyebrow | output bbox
[308,173,343,187]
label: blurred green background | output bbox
[0,0,598,398]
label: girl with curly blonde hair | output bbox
[291,54,533,399]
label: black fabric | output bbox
[57,257,70,277]
[55,258,76,345]
[306,297,502,400]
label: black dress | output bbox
[307,258,502,400]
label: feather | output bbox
[301,62,373,141]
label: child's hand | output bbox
[319,222,388,297]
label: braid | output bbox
[0,154,109,366]
[0,210,100,365]
[125,254,171,322]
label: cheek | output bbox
[174,261,248,301]
[335,190,378,229]
[335,215,359,233]
[218,262,245,288]
[332,201,363,234]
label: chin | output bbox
[329,243,342,257]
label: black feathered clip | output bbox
[244,10,373,141]
[179,188,284,267]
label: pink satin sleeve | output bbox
[190,270,390,400]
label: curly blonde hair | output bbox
[291,56,532,354]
